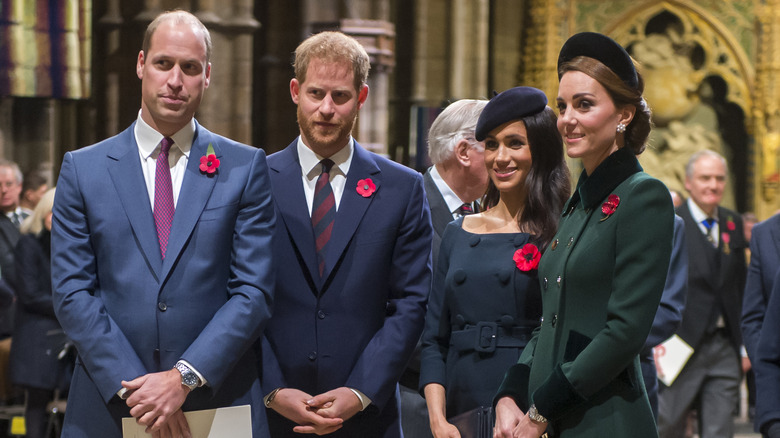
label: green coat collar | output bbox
[564,147,643,214]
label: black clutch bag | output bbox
[448,406,494,438]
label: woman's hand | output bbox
[430,418,461,438]
[511,412,547,438]
[493,396,523,437]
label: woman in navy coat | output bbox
[493,33,675,438]
[10,188,72,438]
[419,87,570,437]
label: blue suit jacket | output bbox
[262,140,432,437]
[754,267,780,434]
[742,213,780,362]
[51,122,275,437]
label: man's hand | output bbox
[151,409,190,438]
[304,387,363,424]
[122,368,190,434]
[269,388,343,435]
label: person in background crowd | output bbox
[670,189,685,208]
[0,160,22,405]
[641,213,688,419]
[0,160,24,228]
[494,32,674,438]
[753,267,780,438]
[420,86,569,438]
[743,209,780,434]
[10,188,74,438]
[51,10,275,437]
[261,31,432,437]
[400,98,489,438]
[19,170,48,220]
[658,150,747,438]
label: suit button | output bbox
[308,351,317,361]
[551,314,558,327]
[318,310,326,319]
[551,239,558,250]
[568,237,574,247]
[158,302,167,311]
[543,277,548,290]
[557,276,562,287]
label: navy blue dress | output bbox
[419,217,542,417]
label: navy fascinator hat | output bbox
[557,31,638,89]
[474,86,548,141]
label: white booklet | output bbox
[654,334,694,387]
[122,404,251,438]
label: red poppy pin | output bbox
[726,219,736,232]
[600,194,620,222]
[199,143,220,175]
[513,243,541,272]
[356,178,376,197]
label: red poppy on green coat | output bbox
[514,243,541,271]
[356,178,376,197]
[600,194,620,221]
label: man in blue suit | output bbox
[51,11,275,437]
[262,31,433,437]
[742,211,780,435]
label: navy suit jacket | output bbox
[754,267,780,434]
[742,213,780,362]
[262,140,432,437]
[51,122,276,437]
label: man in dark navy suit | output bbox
[659,150,747,438]
[262,31,432,437]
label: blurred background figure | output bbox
[10,188,73,438]
[19,171,49,220]
[670,189,685,208]
[420,86,570,438]
[0,160,21,406]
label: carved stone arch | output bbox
[605,1,753,123]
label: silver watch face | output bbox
[181,371,198,388]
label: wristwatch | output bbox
[528,404,548,424]
[175,361,200,391]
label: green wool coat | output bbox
[497,148,674,437]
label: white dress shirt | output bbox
[297,136,353,215]
[429,165,470,219]
[134,111,194,209]
[687,198,719,247]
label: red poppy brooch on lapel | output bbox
[513,243,541,272]
[600,194,620,222]
[722,216,736,254]
[356,178,376,197]
[199,143,220,175]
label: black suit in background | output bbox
[10,230,73,438]
[658,201,747,438]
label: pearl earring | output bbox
[617,123,626,133]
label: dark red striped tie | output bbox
[154,137,175,259]
[312,159,335,277]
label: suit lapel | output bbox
[423,169,453,238]
[678,203,718,289]
[269,143,320,284]
[321,143,380,283]
[161,123,218,281]
[106,124,162,280]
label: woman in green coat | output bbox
[493,32,675,438]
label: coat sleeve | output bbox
[343,173,433,410]
[51,152,148,403]
[644,215,688,349]
[419,222,456,393]
[743,222,769,361]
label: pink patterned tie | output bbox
[154,137,175,259]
